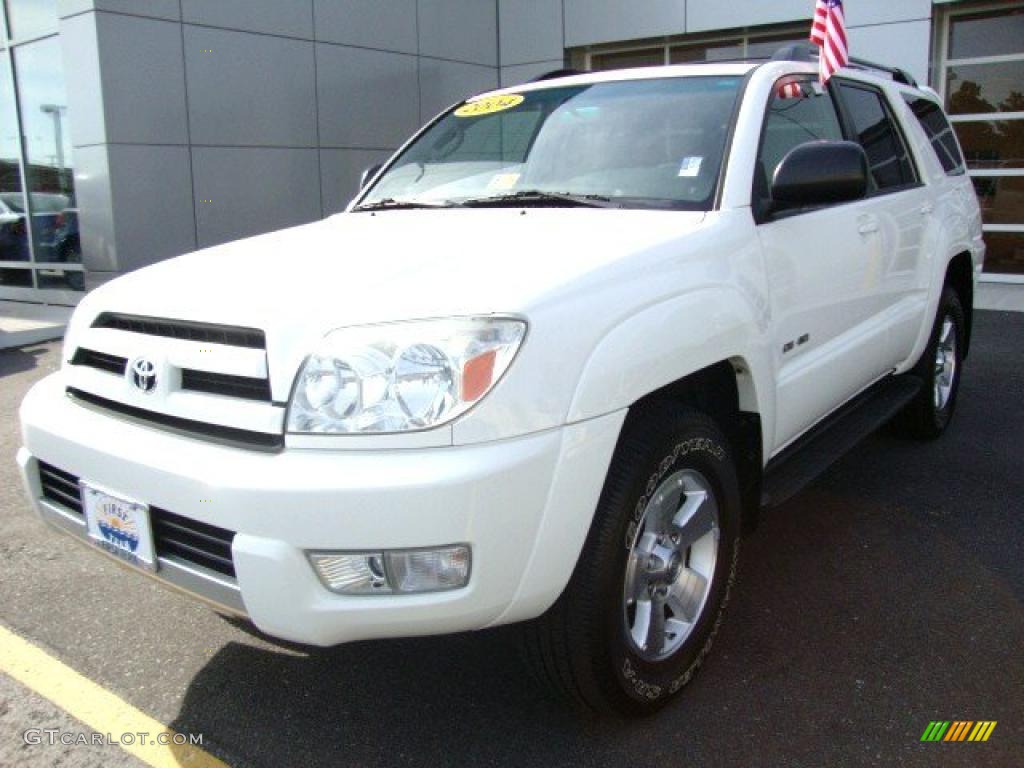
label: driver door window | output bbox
[755,76,845,215]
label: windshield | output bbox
[357,76,742,211]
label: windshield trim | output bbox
[350,73,753,214]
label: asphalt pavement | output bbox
[1,311,1021,767]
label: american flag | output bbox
[810,0,848,83]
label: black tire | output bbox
[892,286,965,440]
[522,403,741,716]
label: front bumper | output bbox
[18,373,624,646]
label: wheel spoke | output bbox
[644,596,667,654]
[672,491,715,549]
[940,318,953,346]
[666,567,708,623]
[622,468,721,661]
[652,481,685,521]
[631,598,652,649]
[635,531,658,557]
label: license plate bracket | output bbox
[80,482,157,572]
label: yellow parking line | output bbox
[0,623,228,768]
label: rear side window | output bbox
[836,82,917,192]
[903,96,966,176]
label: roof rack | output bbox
[771,42,918,87]
[530,68,584,82]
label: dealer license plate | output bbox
[80,482,157,572]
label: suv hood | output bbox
[73,208,708,392]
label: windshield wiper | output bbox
[458,190,621,209]
[353,198,452,212]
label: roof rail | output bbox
[770,42,918,87]
[530,68,584,82]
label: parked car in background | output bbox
[0,192,81,289]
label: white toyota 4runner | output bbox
[18,49,983,715]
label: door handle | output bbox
[857,215,879,235]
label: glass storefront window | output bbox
[942,3,1024,278]
[585,27,805,71]
[591,48,664,70]
[954,120,1024,170]
[949,6,1024,59]
[946,61,1024,115]
[0,49,32,288]
[982,232,1024,275]
[4,0,58,41]
[670,40,742,64]
[14,36,80,290]
[974,176,1024,225]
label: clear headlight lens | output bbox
[287,317,526,434]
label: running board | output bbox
[761,375,923,509]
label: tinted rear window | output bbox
[837,82,917,191]
[904,96,966,176]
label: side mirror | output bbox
[770,140,868,210]
[360,163,384,191]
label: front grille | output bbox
[92,312,266,350]
[70,348,127,375]
[67,387,284,451]
[38,462,83,515]
[70,347,272,403]
[36,462,236,578]
[151,507,236,578]
[181,369,272,402]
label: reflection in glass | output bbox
[744,36,805,60]
[670,40,742,64]
[5,0,58,41]
[590,48,663,70]
[949,7,1024,60]
[982,232,1024,275]
[973,176,1024,227]
[954,120,1024,170]
[14,35,81,290]
[0,49,32,287]
[946,62,1024,116]
[837,83,916,190]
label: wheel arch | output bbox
[626,359,764,536]
[944,250,974,358]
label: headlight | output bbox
[287,317,526,434]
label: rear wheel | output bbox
[893,286,965,439]
[522,404,741,716]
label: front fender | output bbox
[567,286,774,455]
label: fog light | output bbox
[309,552,388,594]
[309,545,471,595]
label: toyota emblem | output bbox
[130,357,157,394]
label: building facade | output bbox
[0,0,1021,304]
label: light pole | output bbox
[39,103,66,171]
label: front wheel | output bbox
[522,404,741,716]
[893,286,965,439]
